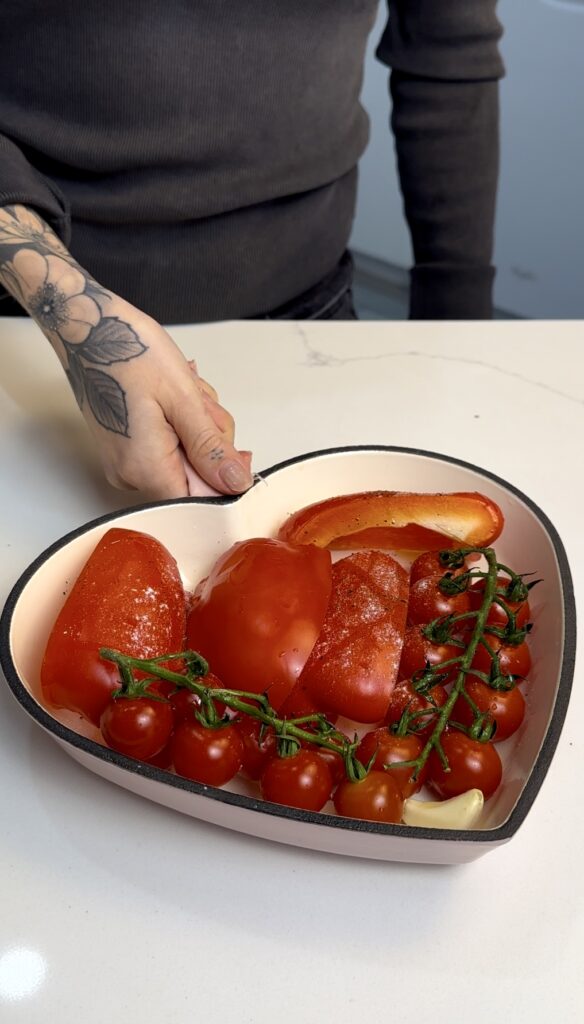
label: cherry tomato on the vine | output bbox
[453,679,526,742]
[407,575,471,627]
[471,637,532,681]
[260,750,333,811]
[410,551,469,586]
[427,732,502,800]
[171,720,243,786]
[398,624,463,686]
[235,718,278,781]
[385,679,448,737]
[333,771,404,824]
[356,730,427,797]
[100,697,174,761]
[468,575,531,630]
[169,673,226,724]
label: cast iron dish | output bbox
[0,447,576,864]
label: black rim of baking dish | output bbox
[0,445,577,847]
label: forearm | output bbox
[391,72,500,318]
[0,204,151,438]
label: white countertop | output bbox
[1,317,582,1023]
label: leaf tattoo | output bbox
[84,368,130,436]
[78,318,146,365]
[66,350,85,409]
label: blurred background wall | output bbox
[351,0,584,318]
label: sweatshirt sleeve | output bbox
[377,1,505,319]
[0,132,70,243]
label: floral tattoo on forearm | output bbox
[0,205,146,437]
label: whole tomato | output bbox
[100,697,174,761]
[357,730,428,797]
[41,528,186,726]
[260,751,333,812]
[186,538,332,711]
[453,679,526,742]
[171,720,243,786]
[333,771,404,824]
[427,732,502,800]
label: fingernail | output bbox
[218,460,254,493]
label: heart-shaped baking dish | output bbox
[0,447,575,864]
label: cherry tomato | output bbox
[398,624,464,685]
[186,538,332,711]
[453,679,526,742]
[235,718,278,781]
[100,697,174,761]
[333,771,404,823]
[385,679,448,736]
[468,575,531,629]
[301,737,347,786]
[171,720,243,786]
[427,732,502,800]
[169,673,226,723]
[471,637,532,680]
[41,528,186,726]
[410,551,469,585]
[407,575,471,626]
[260,751,333,811]
[291,550,409,723]
[356,730,428,797]
[277,491,503,551]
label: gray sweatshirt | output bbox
[0,1,504,322]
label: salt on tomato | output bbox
[468,575,531,629]
[41,528,186,726]
[288,550,409,724]
[186,538,332,711]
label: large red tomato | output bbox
[288,550,409,723]
[186,538,332,711]
[41,528,186,726]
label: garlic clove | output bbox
[402,789,484,830]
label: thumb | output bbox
[170,399,254,495]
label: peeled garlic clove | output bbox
[402,789,484,830]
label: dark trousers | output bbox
[259,251,358,321]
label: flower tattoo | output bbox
[0,207,147,437]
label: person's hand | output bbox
[74,297,254,499]
[0,204,254,500]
